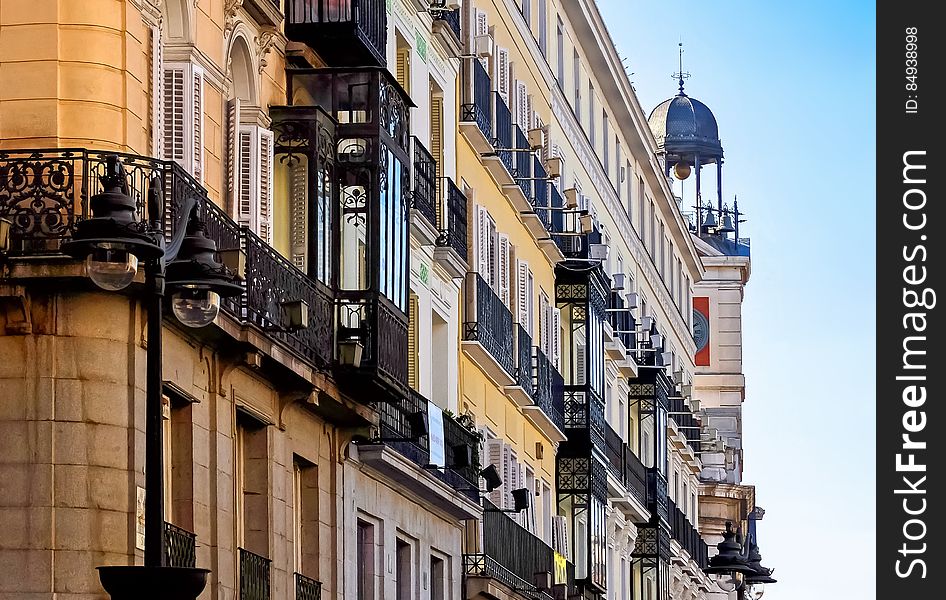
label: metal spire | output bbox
[673,42,690,95]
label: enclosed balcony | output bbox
[285,0,387,67]
[463,272,516,387]
[603,424,647,506]
[286,68,414,399]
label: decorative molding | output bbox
[225,0,245,36]
[255,27,280,73]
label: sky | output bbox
[595,1,877,599]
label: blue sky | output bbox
[596,1,876,598]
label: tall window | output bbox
[588,83,595,146]
[357,520,376,600]
[395,538,412,600]
[573,50,581,120]
[556,18,565,84]
[430,555,445,600]
[162,61,204,182]
[293,457,320,579]
[538,0,548,56]
[602,114,609,175]
[522,0,532,27]
[237,411,270,558]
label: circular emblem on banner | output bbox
[693,309,710,352]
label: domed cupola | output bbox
[648,94,723,161]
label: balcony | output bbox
[434,176,468,278]
[410,136,439,244]
[362,389,481,519]
[465,500,571,598]
[285,0,387,67]
[669,397,701,457]
[602,425,647,507]
[504,324,535,407]
[295,573,322,600]
[462,273,516,387]
[432,7,461,45]
[668,499,709,569]
[485,92,516,187]
[523,346,567,443]
[239,548,272,600]
[164,522,197,568]
[460,59,493,153]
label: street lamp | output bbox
[703,521,755,593]
[62,155,242,600]
[743,537,777,599]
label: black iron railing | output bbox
[667,499,706,567]
[478,499,555,591]
[435,7,461,40]
[436,176,467,261]
[513,126,532,200]
[411,136,438,228]
[532,156,548,217]
[624,444,647,504]
[239,548,272,600]
[284,0,387,66]
[670,397,700,456]
[513,325,535,398]
[609,291,635,351]
[492,93,514,175]
[464,273,516,379]
[295,573,322,600]
[337,291,410,388]
[533,347,565,432]
[461,59,492,140]
[604,424,624,479]
[547,184,564,235]
[164,522,197,568]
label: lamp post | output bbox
[62,155,242,600]
[703,520,777,598]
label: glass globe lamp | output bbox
[673,161,692,180]
[747,583,766,600]
[171,285,221,328]
[716,574,738,593]
[86,242,139,291]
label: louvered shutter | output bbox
[505,446,517,510]
[162,66,186,165]
[516,259,530,332]
[258,128,274,245]
[497,48,510,103]
[475,10,489,69]
[150,24,163,158]
[525,467,536,533]
[475,205,491,277]
[539,293,550,356]
[515,81,529,127]
[408,294,419,389]
[496,234,511,306]
[396,47,411,95]
[576,343,586,385]
[237,126,254,229]
[430,96,444,181]
[549,307,562,369]
[226,98,240,217]
[486,439,504,508]
[192,66,204,183]
[289,155,308,270]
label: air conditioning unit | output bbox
[673,369,685,384]
[681,383,693,397]
[528,127,545,150]
[545,157,562,178]
[640,315,653,330]
[660,352,673,366]
[588,243,609,261]
[579,213,595,234]
[564,187,579,209]
[650,333,663,348]
[612,273,626,290]
[473,34,494,58]
[625,292,639,309]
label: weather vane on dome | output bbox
[672,42,690,95]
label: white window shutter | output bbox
[475,10,489,70]
[497,48,510,103]
[516,259,530,331]
[226,98,241,218]
[497,234,511,307]
[576,343,586,385]
[475,205,492,278]
[551,308,562,368]
[508,449,520,513]
[191,65,204,183]
[258,128,274,245]
[501,444,513,509]
[237,126,255,229]
[515,80,529,127]
[539,293,550,356]
[289,156,309,270]
[486,439,505,508]
[150,24,164,158]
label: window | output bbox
[395,538,412,600]
[162,62,204,182]
[497,47,511,103]
[293,457,320,578]
[430,555,445,600]
[522,0,532,27]
[615,139,621,191]
[162,390,194,528]
[538,0,548,56]
[573,50,581,120]
[556,18,565,84]
[517,259,535,336]
[395,33,411,95]
[357,520,376,600]
[626,162,633,223]
[430,81,444,179]
[237,411,270,557]
[542,482,553,543]
[588,83,595,146]
[602,114,609,175]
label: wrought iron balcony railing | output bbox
[532,156,549,219]
[285,0,387,67]
[667,499,707,567]
[669,397,701,456]
[239,547,272,600]
[411,136,438,229]
[436,176,468,261]
[463,273,516,379]
[164,522,197,568]
[492,93,514,175]
[337,291,410,392]
[533,346,565,433]
[545,185,565,235]
[513,126,532,200]
[514,325,535,398]
[608,291,636,352]
[434,7,461,40]
[295,573,322,600]
[461,59,492,141]
[602,424,647,505]
[464,499,559,596]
